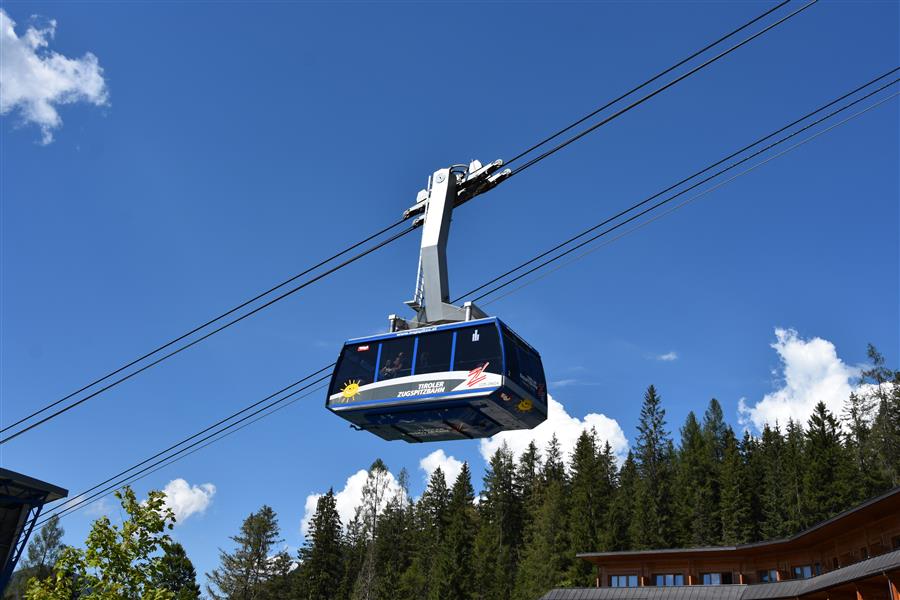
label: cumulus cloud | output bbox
[419,449,463,486]
[479,394,629,467]
[739,328,858,431]
[161,478,216,525]
[0,9,108,143]
[301,466,404,537]
[656,351,679,361]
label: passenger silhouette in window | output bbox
[380,352,406,380]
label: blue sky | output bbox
[1,0,897,586]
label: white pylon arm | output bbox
[390,159,509,331]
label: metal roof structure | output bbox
[577,486,900,563]
[541,548,900,600]
[0,468,68,594]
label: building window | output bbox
[758,569,778,583]
[860,547,869,559]
[832,557,839,570]
[792,565,813,579]
[654,574,684,587]
[701,572,733,585]
[609,575,638,588]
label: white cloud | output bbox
[0,9,108,143]
[161,478,216,525]
[657,351,679,361]
[739,328,858,431]
[479,394,629,467]
[301,467,404,537]
[419,449,463,486]
[550,378,580,388]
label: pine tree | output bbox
[802,402,855,526]
[673,411,717,546]
[296,489,344,600]
[430,463,478,600]
[861,344,900,488]
[516,437,571,599]
[516,441,541,508]
[473,443,522,600]
[605,452,636,551]
[351,459,395,600]
[206,505,285,600]
[719,428,752,544]
[758,424,790,539]
[399,467,449,599]
[630,385,676,549]
[153,542,201,599]
[782,419,806,533]
[372,483,413,600]
[8,515,66,598]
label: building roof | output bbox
[0,469,67,503]
[578,485,900,563]
[542,548,900,600]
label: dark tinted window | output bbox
[414,330,453,375]
[378,336,413,381]
[518,346,546,399]
[501,329,520,379]
[331,343,377,395]
[453,324,502,373]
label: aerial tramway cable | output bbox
[45,70,899,522]
[504,0,819,179]
[481,91,900,308]
[0,224,415,445]
[4,0,815,444]
[456,69,900,304]
[37,370,333,525]
[503,0,791,167]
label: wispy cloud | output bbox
[550,378,580,388]
[0,9,108,143]
[656,351,679,362]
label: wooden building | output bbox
[542,486,900,600]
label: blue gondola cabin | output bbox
[326,317,548,442]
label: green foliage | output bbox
[164,343,897,600]
[206,505,288,600]
[25,487,177,600]
[295,489,344,600]
[152,543,201,599]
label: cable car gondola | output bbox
[327,161,548,442]
[327,317,547,442]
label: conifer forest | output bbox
[13,345,900,600]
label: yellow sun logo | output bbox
[516,398,533,412]
[341,380,361,402]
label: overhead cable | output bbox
[505,0,791,167]
[467,73,899,304]
[482,91,899,307]
[455,67,899,303]
[38,370,333,525]
[1,222,414,445]
[506,0,819,179]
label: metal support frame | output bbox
[0,493,48,592]
[389,159,510,332]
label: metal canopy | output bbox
[0,468,68,594]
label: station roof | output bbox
[0,469,67,503]
[577,485,900,564]
[543,548,900,600]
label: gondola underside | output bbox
[327,371,547,443]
